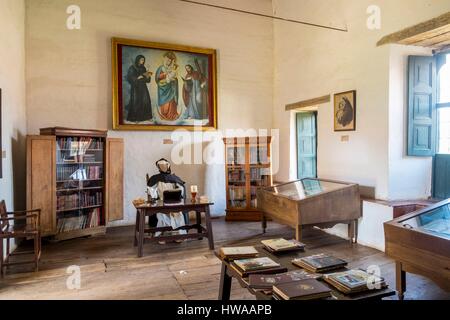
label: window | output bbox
[437,53,450,154]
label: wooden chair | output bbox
[0,200,41,277]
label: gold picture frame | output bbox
[112,37,218,131]
[334,90,356,132]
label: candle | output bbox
[190,185,198,193]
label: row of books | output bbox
[228,169,245,182]
[57,191,103,210]
[56,208,102,233]
[226,147,245,165]
[249,146,269,165]
[229,187,245,200]
[56,166,103,181]
[57,137,103,151]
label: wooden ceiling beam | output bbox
[377,12,450,47]
[285,95,330,111]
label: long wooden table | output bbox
[133,200,215,257]
[216,245,396,301]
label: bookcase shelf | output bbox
[223,137,273,221]
[27,127,124,240]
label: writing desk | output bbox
[133,200,214,257]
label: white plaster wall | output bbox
[0,0,27,211]
[25,0,274,224]
[388,44,434,201]
[0,0,27,253]
[272,0,450,201]
[323,201,393,252]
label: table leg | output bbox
[354,219,359,244]
[204,206,214,250]
[196,210,203,240]
[396,261,406,300]
[134,209,139,247]
[262,214,267,234]
[138,209,145,258]
[218,262,232,300]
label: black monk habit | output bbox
[126,55,153,122]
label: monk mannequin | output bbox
[146,159,189,242]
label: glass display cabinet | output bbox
[27,127,124,241]
[384,199,450,299]
[224,137,273,221]
[257,178,361,241]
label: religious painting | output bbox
[112,38,217,131]
[334,90,356,131]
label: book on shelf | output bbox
[249,270,322,290]
[231,257,286,277]
[219,246,259,260]
[292,253,348,273]
[261,238,305,254]
[323,269,386,294]
[273,279,332,301]
[57,208,101,233]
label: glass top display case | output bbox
[257,178,361,241]
[399,202,450,240]
[384,199,450,298]
[269,179,352,200]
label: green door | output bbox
[297,112,317,179]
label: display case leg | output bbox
[295,225,302,241]
[262,214,267,234]
[396,262,406,300]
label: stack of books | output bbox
[292,253,348,272]
[323,269,386,294]
[261,238,305,254]
[249,270,321,290]
[230,257,287,277]
[218,246,259,261]
[273,279,332,300]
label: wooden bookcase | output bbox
[223,137,273,221]
[27,127,124,241]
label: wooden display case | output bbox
[384,199,450,299]
[257,178,361,241]
[27,127,124,241]
[223,137,273,221]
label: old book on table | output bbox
[219,246,259,260]
[261,238,305,253]
[231,257,286,278]
[292,253,347,273]
[249,270,322,290]
[273,279,332,300]
[323,269,386,294]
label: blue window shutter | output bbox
[433,154,450,199]
[407,56,437,157]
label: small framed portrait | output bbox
[112,38,218,131]
[334,90,356,131]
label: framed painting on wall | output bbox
[334,90,356,131]
[112,38,218,131]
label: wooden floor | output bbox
[0,218,448,300]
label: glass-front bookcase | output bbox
[224,137,272,221]
[55,135,105,235]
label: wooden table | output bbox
[216,246,396,301]
[133,200,215,257]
